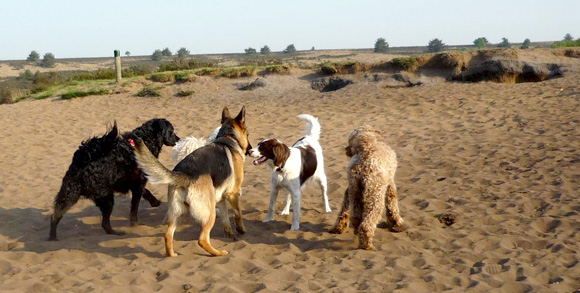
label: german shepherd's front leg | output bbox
[228,190,246,235]
[217,200,236,240]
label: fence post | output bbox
[114,50,122,82]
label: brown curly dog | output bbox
[329,125,406,250]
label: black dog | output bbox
[49,119,180,240]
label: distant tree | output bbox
[427,38,445,53]
[244,47,257,54]
[311,46,315,51]
[283,44,297,54]
[40,53,55,68]
[177,47,190,58]
[563,33,574,41]
[520,38,531,49]
[26,50,40,62]
[374,38,389,53]
[497,37,510,48]
[161,47,172,57]
[473,37,489,49]
[151,49,163,61]
[260,45,271,55]
[125,51,131,56]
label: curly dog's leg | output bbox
[96,193,124,236]
[385,184,406,232]
[358,187,384,250]
[329,188,351,234]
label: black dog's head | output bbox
[152,118,180,146]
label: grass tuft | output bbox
[136,86,164,97]
[61,88,109,100]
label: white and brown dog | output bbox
[249,114,331,230]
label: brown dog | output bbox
[329,125,405,250]
[133,107,251,257]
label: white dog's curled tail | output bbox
[297,114,320,140]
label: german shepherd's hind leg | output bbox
[228,191,246,235]
[164,185,181,257]
[217,200,235,240]
[198,201,228,256]
[49,178,81,241]
[96,193,124,235]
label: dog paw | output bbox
[262,216,274,222]
[235,226,246,235]
[324,207,332,213]
[214,250,228,256]
[149,199,162,207]
[390,222,408,232]
[110,230,126,236]
[328,227,345,234]
[224,229,235,239]
[279,210,290,216]
[166,252,178,257]
[359,244,376,251]
[47,237,59,241]
[290,224,300,231]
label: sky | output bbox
[1,0,579,60]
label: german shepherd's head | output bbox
[217,106,252,155]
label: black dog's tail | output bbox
[132,139,191,187]
[72,122,120,169]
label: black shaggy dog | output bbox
[49,119,180,240]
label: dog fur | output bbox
[133,107,251,257]
[49,119,180,240]
[329,125,405,250]
[249,114,331,231]
[172,127,220,163]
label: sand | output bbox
[0,52,579,292]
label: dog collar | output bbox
[275,163,285,172]
[127,138,136,147]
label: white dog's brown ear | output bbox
[221,107,231,124]
[235,106,246,124]
[273,143,290,167]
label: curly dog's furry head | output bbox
[345,125,383,158]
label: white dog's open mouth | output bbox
[253,156,268,165]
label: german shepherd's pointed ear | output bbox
[221,107,231,124]
[235,106,246,124]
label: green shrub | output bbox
[520,38,531,49]
[497,37,510,48]
[149,72,174,82]
[175,90,194,97]
[427,39,445,53]
[177,47,190,58]
[374,38,389,53]
[283,44,297,54]
[27,51,40,62]
[136,86,164,97]
[320,63,337,75]
[195,68,224,76]
[174,72,197,83]
[563,33,574,41]
[244,47,257,54]
[40,53,56,68]
[61,88,109,100]
[473,37,489,49]
[162,48,172,57]
[18,70,35,81]
[222,67,257,78]
[0,85,22,104]
[552,39,580,48]
[260,45,271,54]
[264,64,291,75]
[151,49,163,61]
[390,57,418,71]
[158,57,215,72]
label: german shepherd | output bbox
[132,107,251,257]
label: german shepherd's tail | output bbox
[297,114,321,140]
[133,139,190,187]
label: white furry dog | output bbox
[172,127,220,163]
[249,114,331,231]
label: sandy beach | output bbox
[0,50,578,292]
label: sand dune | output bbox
[0,52,578,292]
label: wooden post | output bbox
[114,50,122,82]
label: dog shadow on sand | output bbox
[0,197,168,258]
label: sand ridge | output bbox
[0,58,579,291]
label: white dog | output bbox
[249,114,331,230]
[172,127,220,163]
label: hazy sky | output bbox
[1,0,579,60]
